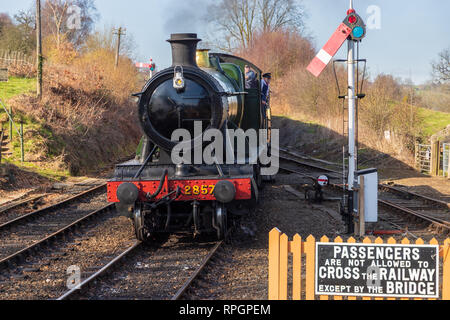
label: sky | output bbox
[1,0,449,84]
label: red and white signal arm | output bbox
[307,23,352,77]
[307,10,366,77]
[136,62,151,68]
[317,175,329,187]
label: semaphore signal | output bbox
[135,58,157,78]
[306,0,373,236]
[307,2,366,77]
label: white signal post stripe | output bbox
[316,49,333,66]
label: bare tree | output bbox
[0,12,35,54]
[42,0,97,49]
[259,0,305,33]
[207,0,305,51]
[43,0,71,49]
[0,13,12,34]
[209,0,258,50]
[432,48,450,84]
[14,9,36,30]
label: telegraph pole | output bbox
[36,0,43,99]
[113,27,126,68]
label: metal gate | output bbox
[415,144,431,174]
[444,143,449,178]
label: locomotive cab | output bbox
[107,33,272,241]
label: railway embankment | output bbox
[273,116,450,202]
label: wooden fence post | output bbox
[362,237,373,300]
[431,141,440,176]
[414,238,425,301]
[442,239,450,300]
[319,236,330,300]
[373,237,385,300]
[331,237,344,300]
[305,235,316,300]
[415,143,418,168]
[279,233,289,300]
[400,238,411,300]
[448,153,450,179]
[292,234,302,300]
[346,237,357,300]
[268,228,281,300]
[385,238,397,300]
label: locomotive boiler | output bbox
[107,33,272,241]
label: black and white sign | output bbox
[315,243,439,298]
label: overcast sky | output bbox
[2,0,450,84]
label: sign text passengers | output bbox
[315,243,439,298]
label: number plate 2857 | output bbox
[184,184,216,196]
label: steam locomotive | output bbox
[107,33,272,241]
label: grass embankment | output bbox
[1,59,141,180]
[417,107,450,138]
[0,77,35,102]
[417,87,450,114]
[0,77,70,180]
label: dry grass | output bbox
[8,38,142,176]
[7,63,36,78]
[235,30,424,164]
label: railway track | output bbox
[57,241,142,300]
[57,236,226,300]
[0,184,110,268]
[0,195,45,216]
[0,183,107,227]
[171,240,224,300]
[0,203,134,300]
[278,148,450,235]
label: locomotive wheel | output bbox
[254,163,263,189]
[133,206,150,242]
[214,204,228,240]
[251,178,260,206]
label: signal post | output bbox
[307,1,376,235]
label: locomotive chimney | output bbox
[167,33,201,68]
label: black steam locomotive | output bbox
[107,33,272,241]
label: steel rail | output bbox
[0,184,106,232]
[279,153,341,176]
[57,241,142,300]
[0,203,114,270]
[0,195,45,215]
[379,184,450,210]
[279,163,450,232]
[379,199,450,230]
[171,240,224,300]
[279,154,449,210]
[279,147,343,168]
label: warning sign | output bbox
[315,242,439,298]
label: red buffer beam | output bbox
[307,23,352,77]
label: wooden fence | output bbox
[268,228,450,300]
[0,50,34,67]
